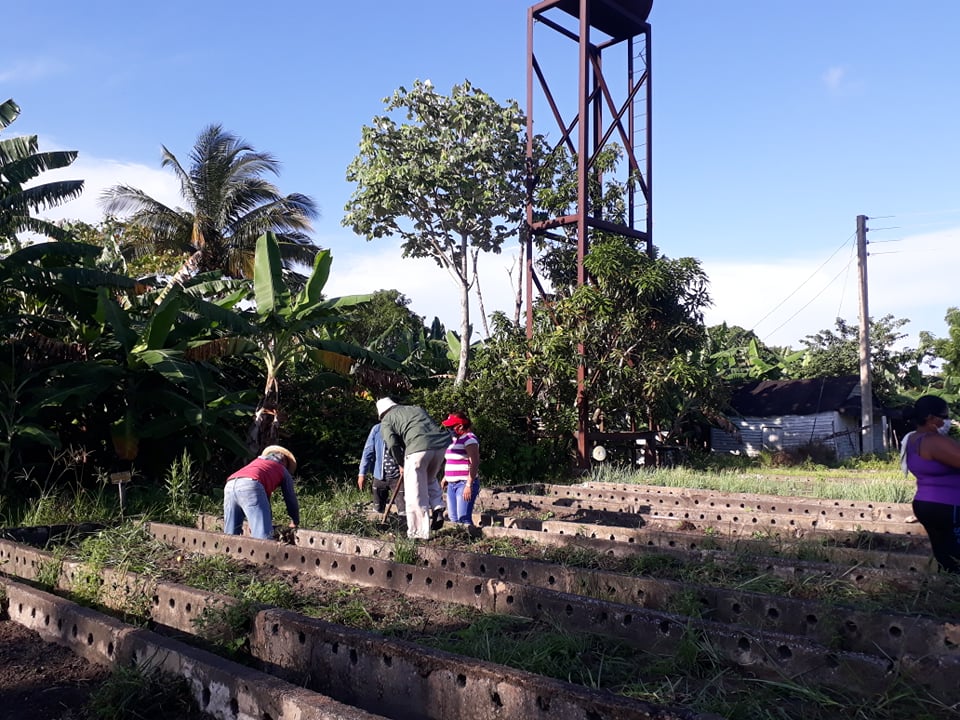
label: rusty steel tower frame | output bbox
[525,0,653,465]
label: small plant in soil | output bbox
[85,659,211,720]
[391,536,419,565]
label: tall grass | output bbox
[590,465,914,503]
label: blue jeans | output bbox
[224,477,273,539]
[445,480,479,525]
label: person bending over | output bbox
[223,445,299,540]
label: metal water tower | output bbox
[525,0,654,466]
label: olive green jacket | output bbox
[379,404,450,463]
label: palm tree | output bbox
[101,124,319,278]
[0,98,84,246]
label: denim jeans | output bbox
[224,477,273,539]
[445,479,479,524]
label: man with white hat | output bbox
[376,397,447,539]
[224,445,300,539]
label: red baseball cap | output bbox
[441,413,468,427]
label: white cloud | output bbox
[34,149,181,224]
[703,227,960,349]
[322,241,524,336]
[0,59,66,84]
[822,65,847,92]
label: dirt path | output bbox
[0,619,108,720]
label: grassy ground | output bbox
[9,456,958,720]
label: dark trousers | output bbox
[372,477,404,514]
[913,499,960,572]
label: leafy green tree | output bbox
[335,289,454,388]
[0,98,83,244]
[343,80,528,385]
[102,124,318,279]
[785,314,919,404]
[707,323,801,381]
[547,238,717,436]
[924,307,960,378]
[60,217,188,278]
[521,142,722,443]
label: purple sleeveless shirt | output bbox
[906,433,960,505]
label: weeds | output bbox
[192,597,258,655]
[161,450,199,526]
[85,660,206,720]
[392,536,419,565]
[592,464,914,505]
[291,483,378,536]
[34,550,64,589]
[72,521,172,576]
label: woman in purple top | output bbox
[904,395,960,572]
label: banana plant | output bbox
[246,232,401,453]
[95,270,259,467]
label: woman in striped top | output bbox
[441,411,480,525]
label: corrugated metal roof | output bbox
[728,376,862,417]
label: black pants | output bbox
[372,477,404,514]
[913,499,960,572]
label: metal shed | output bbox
[710,376,887,460]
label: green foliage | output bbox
[0,98,84,244]
[183,554,301,655]
[11,474,115,526]
[335,290,454,384]
[287,481,378,536]
[416,349,569,482]
[102,124,319,279]
[58,217,190,279]
[345,79,530,384]
[707,323,803,382]
[73,521,172,576]
[391,536,420,565]
[35,553,64,588]
[85,662,205,720]
[785,314,921,405]
[422,614,641,690]
[161,450,199,525]
[245,231,398,455]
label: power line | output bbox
[760,257,856,345]
[750,232,855,333]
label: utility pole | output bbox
[857,214,874,454]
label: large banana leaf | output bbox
[5,241,102,265]
[294,248,332,314]
[96,289,137,352]
[135,291,183,353]
[0,98,18,129]
[253,231,286,316]
[14,423,60,448]
[1,181,84,214]
[3,148,80,184]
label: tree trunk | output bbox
[473,250,491,338]
[455,234,471,386]
[247,376,280,455]
[456,278,470,386]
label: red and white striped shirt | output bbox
[444,431,478,483]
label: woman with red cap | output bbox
[441,411,480,525]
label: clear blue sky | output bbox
[5,1,960,352]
